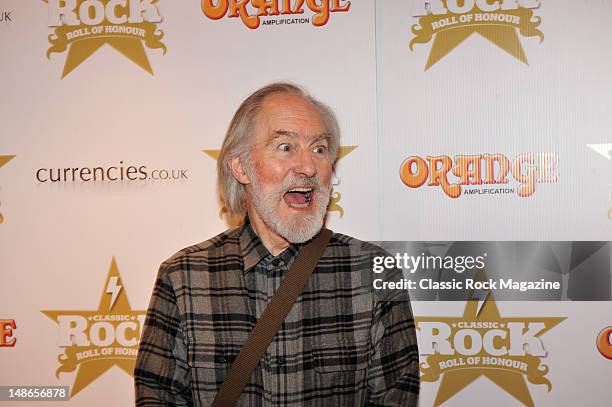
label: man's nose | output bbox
[293,149,317,178]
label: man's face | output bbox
[241,93,334,243]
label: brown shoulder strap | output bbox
[211,228,333,407]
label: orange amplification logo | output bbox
[597,326,612,360]
[200,0,351,29]
[399,152,558,198]
[0,320,17,347]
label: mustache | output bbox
[280,176,325,192]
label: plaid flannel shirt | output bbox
[134,221,419,406]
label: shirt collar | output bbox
[239,218,300,273]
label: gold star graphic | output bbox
[61,36,154,79]
[43,0,166,78]
[203,149,220,160]
[337,145,357,160]
[417,298,565,407]
[0,155,15,224]
[426,25,527,70]
[410,8,544,70]
[0,155,15,169]
[42,258,146,397]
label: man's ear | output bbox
[227,156,251,185]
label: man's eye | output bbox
[313,146,327,154]
[278,143,291,152]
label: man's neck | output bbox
[247,210,291,256]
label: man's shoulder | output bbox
[329,231,388,257]
[160,226,242,270]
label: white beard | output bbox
[246,165,330,244]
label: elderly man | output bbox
[135,83,419,406]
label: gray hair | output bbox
[217,82,341,218]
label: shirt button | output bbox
[272,259,283,268]
[215,355,227,363]
[276,357,286,367]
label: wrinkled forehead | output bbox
[253,93,328,143]
[267,129,331,146]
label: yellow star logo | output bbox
[43,0,166,78]
[203,149,221,160]
[57,32,158,78]
[0,155,15,169]
[410,6,544,70]
[0,155,16,224]
[42,258,146,397]
[417,297,564,407]
[427,24,528,69]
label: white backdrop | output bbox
[0,0,611,406]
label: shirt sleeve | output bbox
[366,298,420,406]
[134,263,193,407]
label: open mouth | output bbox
[283,187,314,208]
